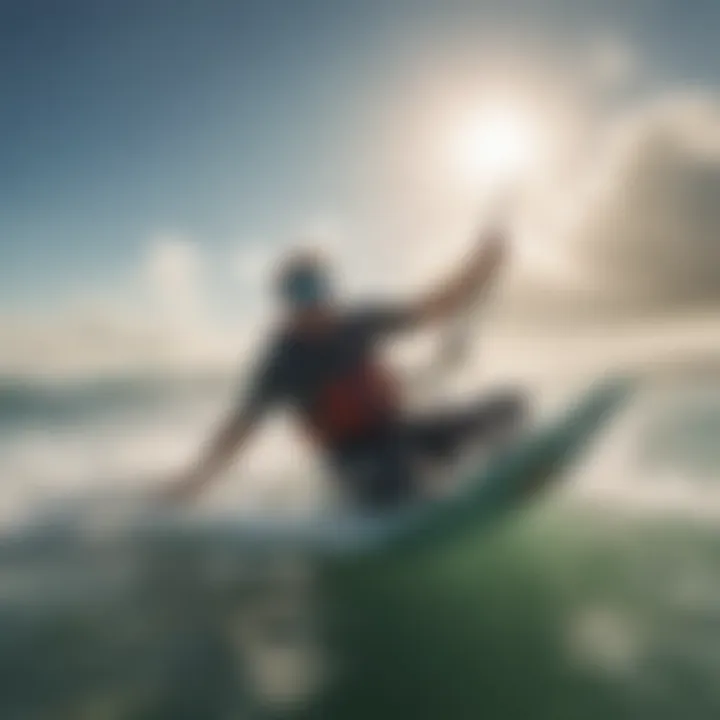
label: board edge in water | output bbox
[329,374,635,564]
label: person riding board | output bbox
[165,226,526,512]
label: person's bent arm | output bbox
[164,406,258,505]
[407,228,507,328]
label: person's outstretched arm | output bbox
[162,342,281,506]
[163,407,258,504]
[407,227,507,329]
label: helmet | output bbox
[275,250,332,308]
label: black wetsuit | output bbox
[243,305,523,512]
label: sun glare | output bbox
[452,105,542,189]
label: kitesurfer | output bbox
[165,227,525,511]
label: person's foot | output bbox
[483,392,531,456]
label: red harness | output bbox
[306,362,400,445]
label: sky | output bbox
[1,0,720,376]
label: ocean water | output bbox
[0,370,717,719]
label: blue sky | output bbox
[1,0,720,319]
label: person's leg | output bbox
[405,389,530,463]
[334,392,529,511]
[334,431,417,513]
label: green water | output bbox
[303,507,720,720]
[1,502,719,719]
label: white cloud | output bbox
[495,92,720,324]
[144,233,205,325]
[0,234,246,378]
[234,243,275,286]
[570,94,720,312]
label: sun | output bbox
[452,104,542,189]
